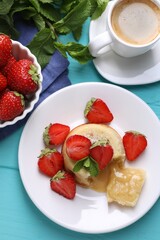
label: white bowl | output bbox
[0,40,43,128]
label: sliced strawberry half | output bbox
[50,170,76,199]
[38,148,64,177]
[84,97,114,123]
[90,141,113,170]
[123,131,147,161]
[43,123,70,146]
[66,134,91,161]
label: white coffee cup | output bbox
[89,0,160,58]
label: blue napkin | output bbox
[0,18,71,141]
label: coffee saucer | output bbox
[89,8,160,85]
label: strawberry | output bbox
[50,170,76,199]
[90,141,113,170]
[0,90,25,121]
[84,97,113,123]
[38,148,64,177]
[1,55,16,77]
[0,34,12,67]
[66,134,91,161]
[122,131,148,161]
[0,72,7,92]
[43,123,70,146]
[7,59,39,95]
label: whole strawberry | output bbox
[7,59,40,96]
[0,90,25,121]
[0,34,12,67]
[1,55,16,77]
[0,72,7,92]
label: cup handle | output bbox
[88,31,112,57]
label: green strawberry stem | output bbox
[90,139,110,149]
[51,170,65,181]
[84,97,96,117]
[43,124,51,146]
[38,147,57,157]
[14,91,25,107]
[28,64,40,84]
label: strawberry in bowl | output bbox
[0,34,43,128]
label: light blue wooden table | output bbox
[0,20,160,240]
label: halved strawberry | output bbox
[50,170,76,199]
[90,141,113,170]
[123,131,147,161]
[43,123,70,146]
[38,148,64,177]
[84,97,114,123]
[66,134,91,161]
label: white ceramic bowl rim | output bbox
[0,40,43,128]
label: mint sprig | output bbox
[54,41,92,64]
[73,157,99,177]
[0,0,109,68]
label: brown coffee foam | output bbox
[111,0,160,45]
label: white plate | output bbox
[18,82,160,233]
[89,7,160,85]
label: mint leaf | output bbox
[61,0,78,14]
[28,0,40,12]
[0,0,14,15]
[0,15,19,39]
[32,13,46,30]
[54,0,91,34]
[73,157,99,177]
[89,158,99,176]
[91,0,109,20]
[27,28,56,69]
[39,0,53,3]
[39,4,61,22]
[54,41,93,63]
[83,158,91,168]
[73,159,86,173]
[10,5,37,20]
[88,0,97,17]
[72,26,82,41]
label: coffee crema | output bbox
[111,0,160,45]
